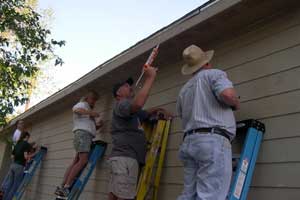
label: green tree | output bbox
[0,0,65,126]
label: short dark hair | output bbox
[112,77,134,98]
[19,132,30,142]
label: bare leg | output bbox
[64,152,89,187]
[108,192,118,200]
[61,153,80,186]
[108,192,133,200]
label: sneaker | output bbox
[58,187,70,197]
[54,186,62,196]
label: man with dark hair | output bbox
[108,66,172,200]
[0,120,26,199]
[55,91,102,197]
[1,132,32,200]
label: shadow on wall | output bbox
[93,92,113,197]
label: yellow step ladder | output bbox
[137,119,171,200]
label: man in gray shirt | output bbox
[177,45,240,200]
[108,66,171,200]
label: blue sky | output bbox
[31,0,208,105]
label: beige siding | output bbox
[0,138,13,184]
[18,7,300,200]
[0,142,6,166]
[0,142,9,183]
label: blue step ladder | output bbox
[56,140,107,200]
[13,146,48,200]
[228,119,265,200]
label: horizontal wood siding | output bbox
[18,7,300,200]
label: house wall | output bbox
[11,6,300,200]
[0,142,12,184]
[0,142,6,182]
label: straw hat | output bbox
[181,45,214,75]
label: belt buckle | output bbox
[211,127,215,134]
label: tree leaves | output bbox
[0,0,65,127]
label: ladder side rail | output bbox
[136,120,166,200]
[14,148,47,200]
[136,125,157,194]
[240,129,263,200]
[68,144,107,200]
[228,129,257,200]
[153,120,171,200]
[76,145,106,199]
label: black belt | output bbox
[184,127,231,141]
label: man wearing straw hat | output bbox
[176,45,240,200]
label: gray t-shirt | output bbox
[72,101,96,136]
[110,99,149,165]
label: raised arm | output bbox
[131,66,157,113]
